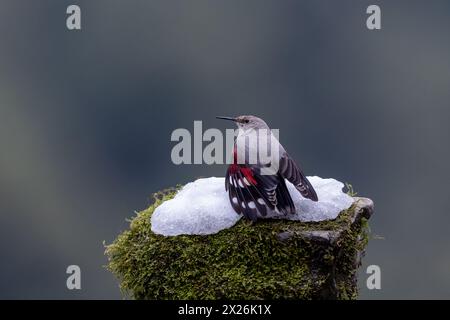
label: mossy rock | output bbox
[105,187,373,300]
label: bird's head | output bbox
[216,115,269,130]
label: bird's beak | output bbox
[216,116,237,122]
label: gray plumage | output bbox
[217,115,318,221]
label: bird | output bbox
[217,115,318,221]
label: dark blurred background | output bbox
[0,0,449,299]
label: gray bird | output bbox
[217,115,318,221]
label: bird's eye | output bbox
[244,119,249,123]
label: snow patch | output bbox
[151,176,354,236]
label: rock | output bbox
[105,187,374,300]
[277,197,374,243]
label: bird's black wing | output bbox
[253,170,296,215]
[226,164,295,220]
[279,153,318,201]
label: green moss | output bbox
[105,187,370,300]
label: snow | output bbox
[151,176,354,236]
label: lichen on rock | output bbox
[105,185,373,300]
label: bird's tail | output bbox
[296,175,318,202]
